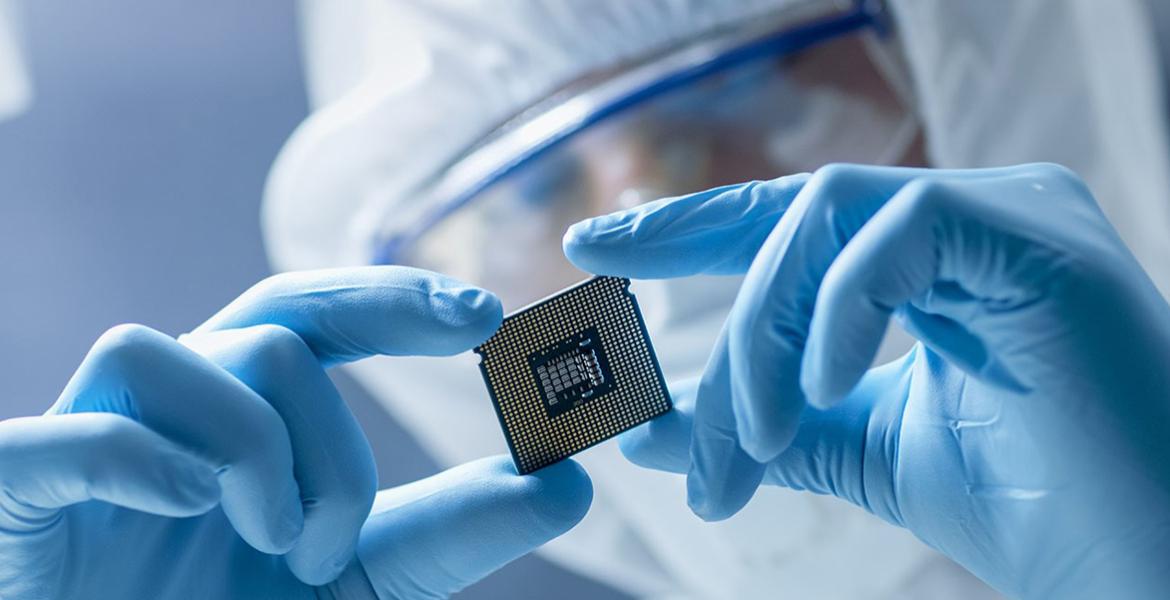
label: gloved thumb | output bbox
[340,456,592,599]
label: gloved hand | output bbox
[0,267,592,599]
[564,163,1170,599]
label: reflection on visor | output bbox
[377,2,923,311]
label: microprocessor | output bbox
[476,276,672,474]
[529,327,614,418]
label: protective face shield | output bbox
[370,4,921,311]
[0,0,31,122]
[267,0,1170,597]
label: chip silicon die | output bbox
[476,276,672,474]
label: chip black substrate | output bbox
[475,276,672,474]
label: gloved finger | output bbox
[562,175,809,278]
[687,326,766,521]
[618,378,698,474]
[0,413,220,531]
[721,164,916,464]
[49,325,303,555]
[679,166,909,518]
[801,167,1068,408]
[191,266,503,367]
[349,456,592,599]
[182,325,377,586]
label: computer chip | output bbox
[476,276,672,474]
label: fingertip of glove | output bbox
[685,490,738,523]
[685,456,761,522]
[738,433,788,465]
[429,282,503,345]
[617,413,691,474]
[562,211,645,271]
[486,457,592,535]
[562,220,592,248]
[287,546,356,587]
[247,479,306,555]
[439,285,502,323]
[563,213,627,245]
[562,222,605,272]
[800,371,844,411]
[734,408,798,464]
[526,460,593,530]
[617,425,656,468]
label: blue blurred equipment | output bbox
[0,0,31,121]
[0,267,592,599]
[565,163,1170,598]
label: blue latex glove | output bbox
[564,164,1170,598]
[0,267,592,599]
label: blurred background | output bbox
[0,1,619,597]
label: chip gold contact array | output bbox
[475,276,672,474]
